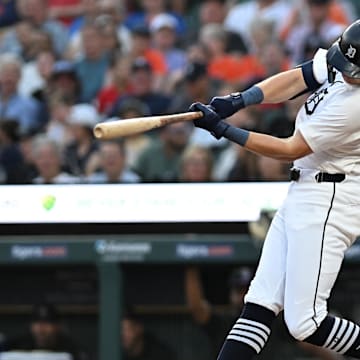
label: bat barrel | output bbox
[93,111,203,140]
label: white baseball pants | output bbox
[245,170,360,340]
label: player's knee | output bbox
[284,313,315,341]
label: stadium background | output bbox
[1,0,360,359]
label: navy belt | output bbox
[290,168,345,183]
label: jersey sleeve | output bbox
[311,48,328,84]
[290,49,328,99]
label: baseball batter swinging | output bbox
[189,20,360,359]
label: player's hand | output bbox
[209,92,245,119]
[189,102,229,139]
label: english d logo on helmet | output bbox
[345,44,357,59]
[327,20,360,81]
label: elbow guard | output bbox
[300,60,322,92]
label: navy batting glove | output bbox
[189,102,229,139]
[209,92,245,119]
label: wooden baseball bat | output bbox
[93,111,203,139]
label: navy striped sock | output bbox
[217,303,275,360]
[305,316,360,357]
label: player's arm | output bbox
[255,68,307,104]
[189,104,312,162]
[242,130,312,161]
[208,57,324,119]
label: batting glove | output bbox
[189,102,229,139]
[209,92,245,119]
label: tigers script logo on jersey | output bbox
[305,81,341,115]
[305,88,329,115]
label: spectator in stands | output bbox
[280,0,354,44]
[67,0,99,40]
[0,0,20,28]
[257,40,290,78]
[133,121,192,182]
[169,0,188,15]
[31,134,79,184]
[224,0,292,51]
[129,25,168,91]
[167,61,217,114]
[96,55,133,115]
[109,57,171,118]
[47,0,84,27]
[149,13,187,94]
[187,0,247,55]
[46,93,74,147]
[284,0,345,65]
[19,50,56,98]
[0,21,53,63]
[67,0,132,60]
[24,29,54,63]
[198,23,263,86]
[198,0,227,27]
[0,119,27,184]
[124,0,186,36]
[94,14,123,66]
[114,98,151,169]
[48,60,81,105]
[0,303,86,360]
[30,59,80,131]
[121,305,177,360]
[86,139,140,183]
[0,20,33,61]
[250,41,291,117]
[167,61,225,149]
[186,42,210,65]
[178,145,214,182]
[18,132,38,182]
[74,22,111,103]
[0,53,41,134]
[63,103,100,177]
[248,17,276,57]
[150,13,187,74]
[1,0,69,57]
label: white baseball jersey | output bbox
[294,49,360,174]
[244,48,360,343]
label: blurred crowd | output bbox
[0,0,358,184]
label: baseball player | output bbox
[189,19,360,359]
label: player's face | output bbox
[342,74,360,86]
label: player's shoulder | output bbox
[311,48,329,84]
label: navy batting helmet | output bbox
[327,20,360,79]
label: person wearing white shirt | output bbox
[224,0,292,49]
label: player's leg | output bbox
[283,182,360,358]
[217,205,288,360]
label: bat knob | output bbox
[93,124,104,139]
